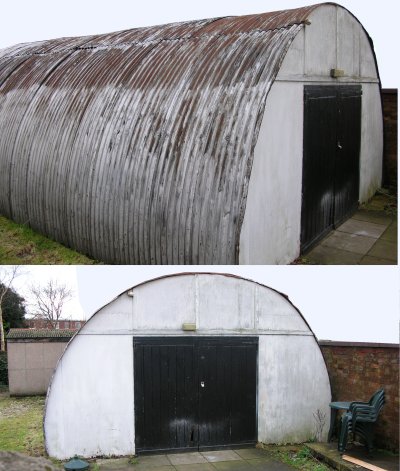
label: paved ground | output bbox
[308,442,399,471]
[301,193,397,265]
[95,448,294,470]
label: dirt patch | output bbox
[0,451,60,470]
[0,396,45,418]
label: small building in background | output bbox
[6,329,75,396]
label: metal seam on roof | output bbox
[0,5,319,264]
[4,23,311,59]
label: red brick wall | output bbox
[381,89,398,193]
[25,319,85,330]
[319,341,399,452]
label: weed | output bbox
[313,409,326,442]
[273,445,331,471]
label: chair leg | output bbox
[365,424,375,456]
[338,413,352,454]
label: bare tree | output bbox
[29,279,73,329]
[0,266,22,351]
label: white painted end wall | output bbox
[45,274,331,459]
[239,4,383,264]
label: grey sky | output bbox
[1,0,399,87]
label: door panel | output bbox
[198,344,232,447]
[231,345,258,445]
[134,337,257,453]
[334,87,362,225]
[134,339,197,452]
[301,88,337,251]
[301,85,362,252]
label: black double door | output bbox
[301,85,362,252]
[134,337,258,453]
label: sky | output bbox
[5,265,399,344]
[0,0,399,87]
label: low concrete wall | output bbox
[319,341,399,452]
[7,339,69,396]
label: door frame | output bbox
[133,336,259,454]
[301,84,362,253]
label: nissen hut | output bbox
[44,273,331,459]
[0,3,382,264]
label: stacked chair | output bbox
[338,389,385,454]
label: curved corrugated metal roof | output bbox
[0,4,320,263]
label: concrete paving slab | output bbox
[137,455,171,466]
[98,464,174,471]
[305,244,363,265]
[246,459,294,470]
[175,464,216,470]
[352,210,393,226]
[296,194,397,264]
[167,452,207,465]
[127,466,175,471]
[212,461,254,470]
[201,450,242,462]
[367,239,397,262]
[97,457,132,469]
[234,448,271,460]
[359,255,395,265]
[336,218,387,239]
[95,448,303,471]
[321,232,377,255]
[381,222,398,242]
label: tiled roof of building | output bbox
[7,328,76,339]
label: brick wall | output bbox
[319,341,399,452]
[25,319,85,330]
[381,89,398,193]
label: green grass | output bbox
[273,446,331,471]
[0,393,46,456]
[0,214,99,264]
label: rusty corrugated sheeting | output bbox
[0,5,319,264]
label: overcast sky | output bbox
[1,0,399,87]
[6,265,399,344]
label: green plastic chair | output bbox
[338,389,385,454]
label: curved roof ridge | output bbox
[2,4,321,59]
